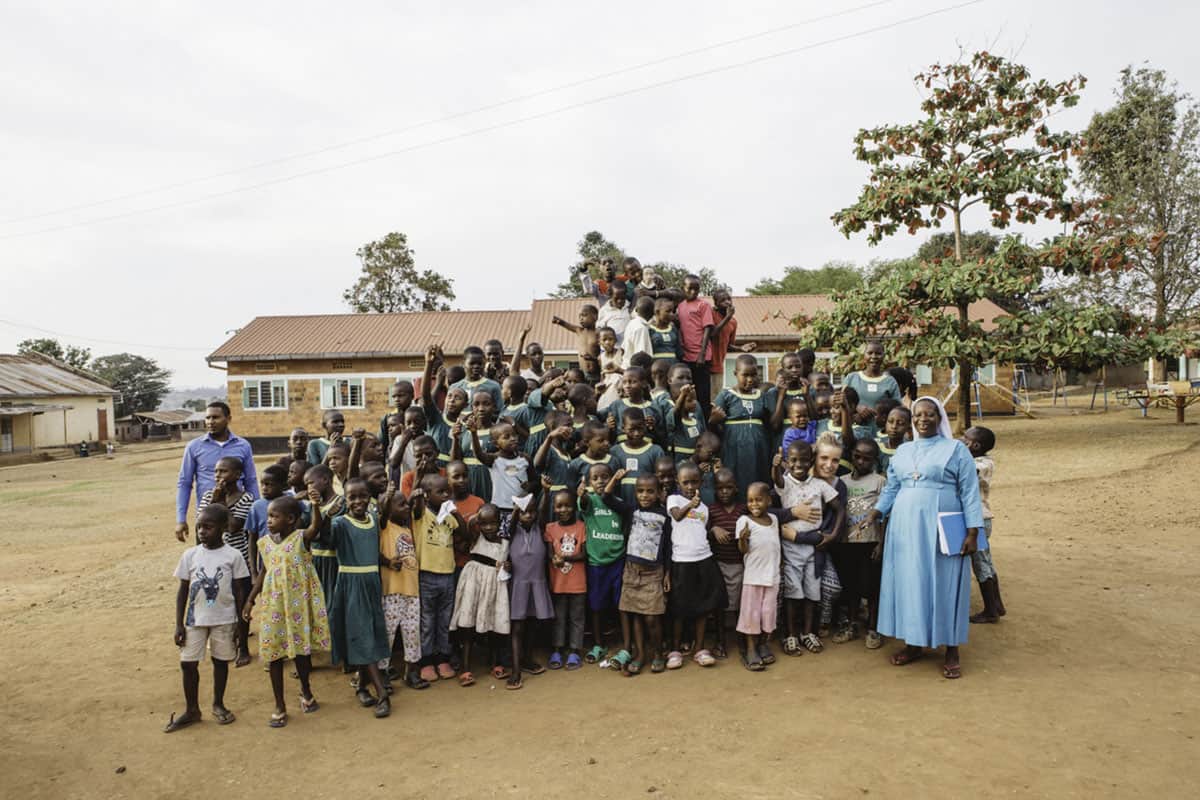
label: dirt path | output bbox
[1,412,1197,799]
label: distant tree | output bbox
[343,232,455,313]
[1065,65,1200,328]
[648,263,729,295]
[90,353,172,417]
[814,52,1145,431]
[181,398,208,412]
[17,337,92,369]
[549,231,626,298]
[747,261,863,295]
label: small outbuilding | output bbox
[0,353,118,453]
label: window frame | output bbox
[242,378,288,411]
[320,377,366,410]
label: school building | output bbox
[208,295,1014,448]
[0,353,119,455]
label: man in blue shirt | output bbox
[174,401,259,542]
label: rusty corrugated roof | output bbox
[208,296,1008,362]
[0,353,118,397]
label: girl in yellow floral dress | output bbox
[242,495,330,728]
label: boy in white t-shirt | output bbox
[772,441,841,656]
[664,463,727,669]
[165,503,250,733]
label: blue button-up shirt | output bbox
[176,432,260,523]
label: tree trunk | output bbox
[953,210,971,434]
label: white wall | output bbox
[29,395,113,446]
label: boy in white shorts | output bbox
[772,441,841,656]
[165,503,250,733]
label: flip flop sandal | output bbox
[212,707,236,725]
[756,642,776,665]
[162,711,200,733]
[356,688,378,707]
[890,648,924,667]
[565,653,582,670]
[693,649,716,667]
[522,662,546,676]
[783,636,802,656]
[458,671,476,687]
[584,645,605,664]
[609,649,632,672]
[712,643,728,660]
[548,651,564,670]
[505,675,523,690]
[299,695,319,713]
[666,650,684,670]
[491,665,512,680]
[267,711,288,729]
[374,698,391,718]
[740,651,764,672]
[650,657,666,673]
[942,663,962,679]
[625,660,643,676]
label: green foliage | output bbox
[548,232,728,297]
[343,232,455,313]
[649,263,729,295]
[181,398,208,412]
[17,337,92,369]
[549,231,626,298]
[812,52,1143,429]
[1064,65,1200,328]
[90,353,172,417]
[747,261,863,295]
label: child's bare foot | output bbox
[162,709,201,733]
[235,650,252,668]
[889,645,924,666]
[969,610,999,624]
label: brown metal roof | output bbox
[0,353,118,398]
[209,296,1008,362]
[117,409,195,425]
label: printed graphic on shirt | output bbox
[627,509,667,562]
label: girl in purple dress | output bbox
[504,493,554,689]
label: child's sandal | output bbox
[298,695,319,714]
[356,688,377,707]
[801,633,823,653]
[268,711,288,728]
[650,657,666,673]
[505,674,523,690]
[608,649,632,672]
[584,645,605,664]
[548,651,564,670]
[625,660,642,676]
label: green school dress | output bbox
[450,377,502,410]
[714,388,771,498]
[605,398,665,445]
[310,494,345,609]
[523,388,554,458]
[328,512,391,666]
[648,324,683,362]
[424,405,454,466]
[567,452,621,497]
[306,437,332,466]
[611,441,666,508]
[457,427,494,501]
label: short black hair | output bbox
[207,401,231,416]
[968,425,996,453]
[623,408,646,424]
[262,464,288,483]
[630,352,653,370]
[464,345,484,358]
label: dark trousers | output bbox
[689,361,713,422]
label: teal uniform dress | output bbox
[648,324,683,362]
[876,431,900,475]
[457,427,494,501]
[328,512,391,666]
[843,371,901,411]
[605,398,665,445]
[567,452,621,496]
[310,495,346,610]
[424,404,456,466]
[306,437,332,466]
[450,377,502,410]
[611,441,666,508]
[523,388,554,458]
[667,410,705,461]
[713,387,771,498]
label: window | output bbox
[243,379,287,410]
[321,378,365,409]
[331,360,353,371]
[915,364,933,385]
[949,364,997,385]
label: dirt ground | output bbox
[1,410,1198,799]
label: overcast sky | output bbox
[2,0,1196,387]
